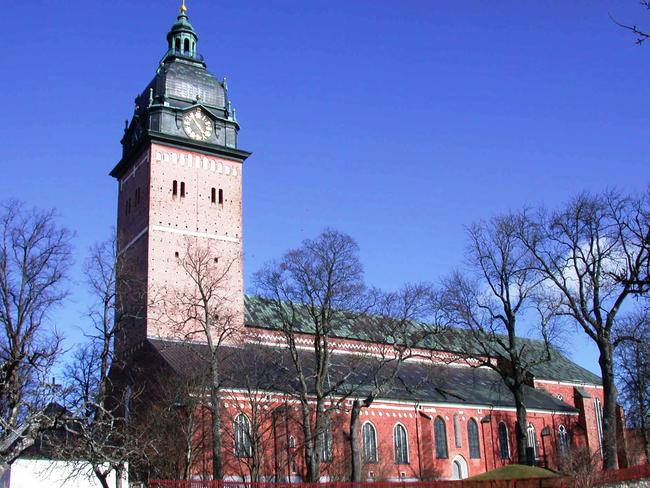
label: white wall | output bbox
[6,459,127,488]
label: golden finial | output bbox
[180,0,187,14]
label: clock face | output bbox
[182,109,213,141]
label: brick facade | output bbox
[112,5,624,482]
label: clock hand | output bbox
[190,114,203,135]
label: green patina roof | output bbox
[243,295,602,386]
[149,339,579,413]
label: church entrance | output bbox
[451,455,468,480]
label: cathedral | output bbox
[111,4,614,482]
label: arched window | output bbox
[362,422,377,463]
[234,414,251,458]
[211,187,216,203]
[498,422,510,460]
[288,435,296,448]
[527,423,538,459]
[172,180,178,197]
[321,421,333,462]
[594,398,603,449]
[180,181,186,198]
[218,188,224,206]
[393,424,408,464]
[453,414,461,448]
[183,38,190,53]
[467,419,480,459]
[174,38,180,51]
[434,416,448,459]
[557,425,569,456]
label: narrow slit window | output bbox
[180,182,185,198]
[218,189,224,206]
[172,180,178,197]
[211,188,216,203]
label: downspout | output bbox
[284,399,291,483]
[490,407,496,468]
[415,403,422,480]
[273,411,279,482]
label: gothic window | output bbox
[321,421,333,462]
[211,187,216,204]
[362,422,377,464]
[172,180,178,197]
[393,424,408,465]
[594,398,604,449]
[557,425,569,456]
[218,188,224,206]
[434,416,448,459]
[453,414,461,448]
[468,419,480,459]
[288,436,296,449]
[234,414,251,458]
[498,422,510,459]
[527,423,538,459]
[180,182,186,198]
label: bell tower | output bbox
[110,3,251,354]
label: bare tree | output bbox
[615,309,650,464]
[0,200,72,475]
[442,215,558,465]
[222,341,283,482]
[346,283,442,481]
[140,373,212,481]
[61,236,148,488]
[253,229,368,482]
[517,190,650,470]
[156,240,241,480]
[611,1,650,45]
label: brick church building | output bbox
[111,4,615,482]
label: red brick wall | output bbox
[534,380,605,459]
[116,143,246,351]
[198,395,583,481]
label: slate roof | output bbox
[148,339,578,414]
[243,295,601,386]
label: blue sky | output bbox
[2,1,649,374]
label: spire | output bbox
[166,1,199,60]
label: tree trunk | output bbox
[642,424,650,465]
[115,464,124,488]
[599,343,620,470]
[301,400,319,482]
[635,350,650,465]
[513,388,529,465]
[598,342,619,470]
[211,363,223,480]
[94,469,110,488]
[349,400,363,482]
